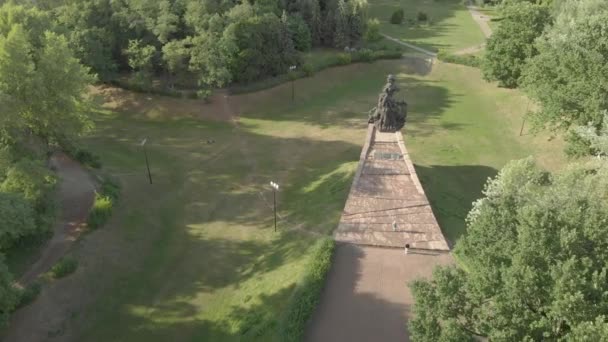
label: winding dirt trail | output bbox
[18,152,96,286]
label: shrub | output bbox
[87,178,120,229]
[437,50,481,68]
[336,53,352,65]
[16,281,41,309]
[50,257,78,278]
[354,48,374,63]
[301,62,315,77]
[417,11,428,22]
[0,192,36,250]
[74,149,102,169]
[364,19,382,42]
[390,9,404,24]
[196,89,212,103]
[279,238,335,342]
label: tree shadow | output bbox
[413,164,498,244]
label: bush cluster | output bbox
[278,238,335,342]
[390,9,405,24]
[87,178,120,230]
[50,257,78,278]
[437,50,481,68]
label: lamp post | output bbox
[270,181,279,232]
[141,138,152,184]
[289,65,297,103]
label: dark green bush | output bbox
[354,48,374,62]
[417,11,428,22]
[390,9,405,24]
[301,62,315,77]
[50,257,78,278]
[279,238,335,342]
[16,281,41,308]
[74,149,102,169]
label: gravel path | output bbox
[18,152,95,286]
[466,2,493,38]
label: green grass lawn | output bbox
[368,0,487,53]
[51,58,564,341]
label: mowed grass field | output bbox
[368,0,487,52]
[12,57,564,341]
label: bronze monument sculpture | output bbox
[368,74,407,132]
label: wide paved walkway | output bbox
[307,125,452,341]
[305,244,452,341]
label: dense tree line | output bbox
[410,157,608,340]
[482,0,608,156]
[4,0,368,88]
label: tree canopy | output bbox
[521,0,608,132]
[482,3,550,88]
[410,158,608,341]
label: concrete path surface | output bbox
[381,34,437,58]
[306,244,453,342]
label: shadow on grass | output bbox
[414,164,498,244]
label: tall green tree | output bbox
[410,158,608,341]
[0,24,93,148]
[0,192,36,249]
[482,3,550,88]
[521,0,608,133]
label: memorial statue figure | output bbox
[368,74,407,132]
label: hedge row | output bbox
[278,238,335,342]
[437,50,481,68]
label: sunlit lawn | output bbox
[368,0,486,52]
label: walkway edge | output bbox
[381,34,437,57]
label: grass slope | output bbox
[369,0,486,53]
[35,59,563,341]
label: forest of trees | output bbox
[1,0,369,91]
[482,0,608,157]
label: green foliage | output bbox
[74,149,102,169]
[521,0,608,132]
[0,20,94,148]
[390,9,404,24]
[336,52,351,65]
[354,48,373,62]
[417,11,428,21]
[574,111,608,156]
[50,256,78,278]
[87,178,120,229]
[287,14,312,52]
[410,158,608,340]
[1,158,56,209]
[0,253,18,326]
[438,50,481,68]
[0,192,36,250]
[279,238,335,342]
[16,281,41,309]
[364,18,381,42]
[482,3,550,88]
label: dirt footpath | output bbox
[305,244,453,342]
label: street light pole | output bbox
[289,65,296,103]
[270,181,279,232]
[141,138,152,184]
